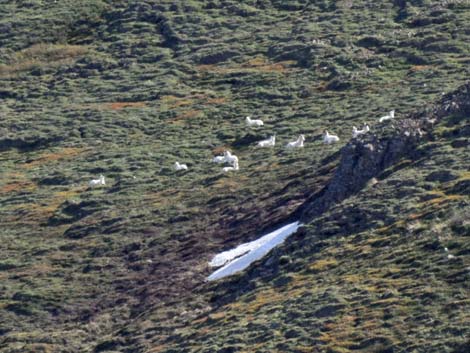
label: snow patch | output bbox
[207,221,301,281]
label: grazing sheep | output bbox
[174,162,188,171]
[323,130,340,144]
[257,135,276,147]
[223,160,239,172]
[379,110,395,123]
[352,124,370,138]
[89,174,105,187]
[286,134,305,148]
[246,116,264,127]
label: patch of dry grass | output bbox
[197,57,295,74]
[20,147,88,169]
[105,102,147,110]
[0,43,88,77]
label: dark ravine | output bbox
[298,81,470,223]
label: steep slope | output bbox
[0,1,469,352]
[148,85,468,353]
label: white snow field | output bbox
[208,221,301,281]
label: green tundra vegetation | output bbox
[0,1,469,352]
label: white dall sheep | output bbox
[286,134,305,148]
[174,162,188,171]
[379,110,395,123]
[257,135,276,147]
[212,155,226,163]
[246,116,264,127]
[223,160,239,172]
[89,174,105,187]
[223,151,239,166]
[352,124,370,138]
[323,130,340,144]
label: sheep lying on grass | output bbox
[89,174,105,187]
[379,110,395,123]
[257,135,276,147]
[174,162,188,171]
[212,154,226,163]
[286,134,305,148]
[352,124,370,138]
[223,160,239,172]
[246,116,264,127]
[323,130,340,144]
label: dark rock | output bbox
[216,347,237,353]
[0,89,18,99]
[226,5,258,17]
[0,262,17,271]
[0,135,64,152]
[49,200,104,226]
[94,339,124,353]
[4,303,34,316]
[448,179,470,195]
[314,304,345,318]
[451,139,469,148]
[300,130,421,221]
[457,126,470,137]
[325,75,352,91]
[267,43,313,67]
[392,49,429,65]
[64,224,99,239]
[350,336,394,352]
[425,170,458,183]
[37,174,70,186]
[232,133,264,148]
[284,329,301,339]
[197,50,240,65]
[356,35,385,48]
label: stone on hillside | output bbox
[197,50,240,65]
[425,170,458,183]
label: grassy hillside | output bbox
[0,1,469,352]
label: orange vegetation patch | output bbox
[197,57,295,74]
[0,180,36,195]
[144,188,185,208]
[161,95,200,108]
[161,94,227,109]
[208,311,226,321]
[206,97,226,104]
[308,258,338,272]
[104,102,147,110]
[0,43,88,77]
[212,146,230,156]
[409,65,432,72]
[171,109,202,122]
[20,147,88,169]
[0,171,36,195]
[242,57,296,72]
[9,263,55,278]
[4,187,85,224]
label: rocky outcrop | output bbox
[299,81,470,222]
[299,128,422,221]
